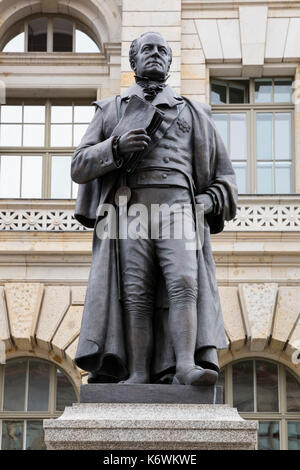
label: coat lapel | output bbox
[120,84,185,157]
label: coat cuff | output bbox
[94,136,123,175]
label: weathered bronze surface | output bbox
[71,32,238,387]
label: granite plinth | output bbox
[80,383,223,404]
[44,401,258,450]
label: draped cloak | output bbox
[71,85,238,382]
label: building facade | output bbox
[0,0,299,450]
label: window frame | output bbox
[220,358,300,450]
[0,358,79,450]
[0,98,95,199]
[0,14,100,54]
[211,78,295,194]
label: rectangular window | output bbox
[287,422,300,450]
[211,77,293,194]
[0,105,46,147]
[258,421,280,450]
[0,101,94,199]
[213,112,248,194]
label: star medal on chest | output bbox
[176,117,191,133]
[115,186,132,206]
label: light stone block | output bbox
[239,6,268,65]
[195,20,223,60]
[122,27,181,42]
[181,34,201,50]
[71,286,87,305]
[41,0,58,13]
[265,18,289,61]
[284,18,300,60]
[181,64,205,80]
[219,287,246,351]
[217,20,241,60]
[65,337,79,362]
[272,287,300,351]
[239,283,278,352]
[51,306,84,356]
[5,283,44,350]
[122,0,181,11]
[288,323,300,359]
[36,286,71,350]
[182,20,196,35]
[182,10,239,20]
[181,79,205,95]
[44,403,258,450]
[122,12,180,27]
[0,286,10,348]
[181,48,205,64]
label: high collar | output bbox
[120,83,184,108]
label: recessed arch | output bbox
[0,0,121,52]
[218,357,300,450]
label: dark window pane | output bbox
[2,421,24,450]
[53,18,73,52]
[56,368,77,411]
[255,79,272,103]
[256,361,279,412]
[27,361,50,411]
[286,371,300,412]
[26,421,46,450]
[229,81,249,104]
[1,421,24,450]
[288,422,300,450]
[28,18,48,52]
[3,360,27,411]
[232,361,254,412]
[216,369,225,403]
[274,79,292,103]
[211,81,226,104]
[258,421,280,450]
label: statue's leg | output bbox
[155,189,218,385]
[119,235,156,384]
[156,236,198,376]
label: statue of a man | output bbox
[71,32,238,386]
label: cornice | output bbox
[182,0,300,9]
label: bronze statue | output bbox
[71,32,238,386]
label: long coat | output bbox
[71,84,238,382]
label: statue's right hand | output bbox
[118,128,151,156]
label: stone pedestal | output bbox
[44,385,257,450]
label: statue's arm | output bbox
[71,107,122,184]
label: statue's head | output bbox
[129,32,172,81]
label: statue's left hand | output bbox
[196,194,214,215]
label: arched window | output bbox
[217,359,300,450]
[1,16,100,53]
[0,358,78,450]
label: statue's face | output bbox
[134,33,170,80]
